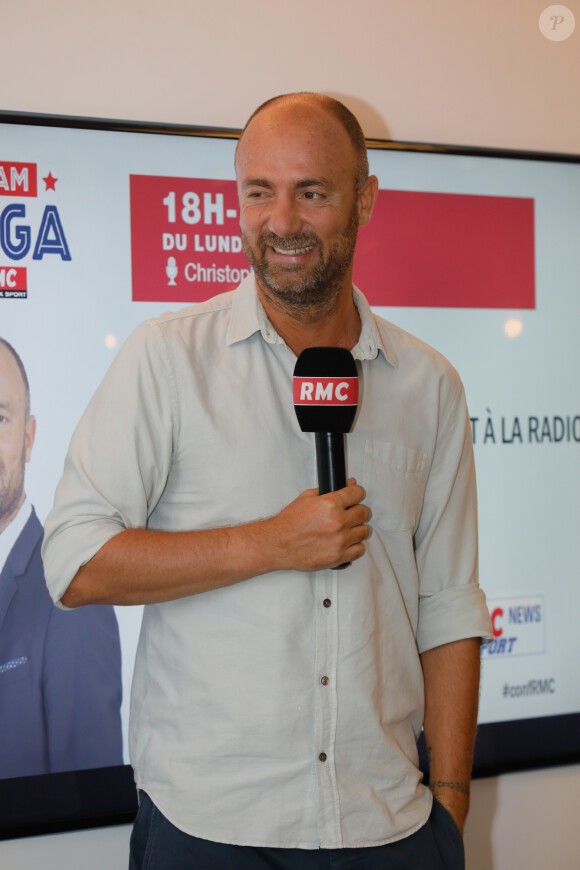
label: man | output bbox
[43,94,492,868]
[0,337,123,779]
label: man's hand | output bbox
[61,480,370,608]
[266,479,370,572]
[430,787,470,837]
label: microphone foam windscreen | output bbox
[293,347,359,433]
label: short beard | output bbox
[242,204,359,315]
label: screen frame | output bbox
[0,110,578,841]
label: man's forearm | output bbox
[61,482,370,607]
[420,636,481,836]
[62,524,271,607]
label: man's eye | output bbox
[303,191,322,200]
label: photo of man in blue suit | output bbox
[0,337,123,779]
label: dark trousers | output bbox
[129,791,464,870]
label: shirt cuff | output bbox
[417,585,493,654]
[42,520,124,610]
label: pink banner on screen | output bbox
[0,162,37,197]
[130,175,250,304]
[130,178,535,309]
[354,189,535,309]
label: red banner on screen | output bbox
[130,175,251,303]
[354,190,535,309]
[130,178,535,309]
[0,162,37,197]
[0,265,27,296]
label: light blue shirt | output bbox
[43,275,492,848]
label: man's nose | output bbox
[267,193,303,238]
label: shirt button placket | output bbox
[313,572,341,844]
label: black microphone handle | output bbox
[315,432,346,494]
[315,432,350,570]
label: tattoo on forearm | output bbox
[425,745,470,797]
[429,780,470,796]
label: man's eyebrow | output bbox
[240,177,333,190]
[0,400,14,412]
[241,178,274,189]
[295,178,332,189]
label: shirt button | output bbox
[323,598,332,608]
[320,676,329,686]
[319,752,327,762]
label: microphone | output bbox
[293,347,359,569]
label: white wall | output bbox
[2,0,580,154]
[2,2,579,867]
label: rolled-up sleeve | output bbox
[42,322,175,608]
[414,375,492,653]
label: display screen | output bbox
[0,114,578,837]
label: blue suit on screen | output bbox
[0,509,123,779]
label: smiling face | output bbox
[235,97,376,316]
[0,342,35,534]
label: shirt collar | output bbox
[226,273,277,346]
[225,273,398,368]
[0,497,32,575]
[351,286,398,368]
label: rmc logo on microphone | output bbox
[293,377,359,406]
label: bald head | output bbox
[234,92,378,326]
[0,338,30,419]
[236,93,369,193]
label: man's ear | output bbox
[357,175,379,227]
[24,415,36,463]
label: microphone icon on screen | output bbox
[166,256,178,286]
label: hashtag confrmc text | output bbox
[502,678,556,698]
